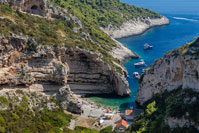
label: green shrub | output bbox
[100,126,113,133]
[0,96,8,105]
[0,126,5,133]
[0,115,5,125]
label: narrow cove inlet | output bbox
[87,14,199,110]
[1,0,199,132]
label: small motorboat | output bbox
[134,59,146,67]
[133,72,140,79]
[144,43,153,50]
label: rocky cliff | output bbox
[0,35,130,97]
[137,38,199,105]
[0,1,132,97]
[126,38,199,132]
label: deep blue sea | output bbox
[88,0,199,110]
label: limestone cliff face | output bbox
[0,36,68,87]
[55,48,130,95]
[0,35,130,96]
[136,38,199,105]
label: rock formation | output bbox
[0,0,132,97]
[137,38,199,105]
[6,0,46,16]
[0,35,130,97]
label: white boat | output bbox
[144,43,153,50]
[133,72,140,79]
[134,59,146,67]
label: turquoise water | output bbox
[88,1,199,110]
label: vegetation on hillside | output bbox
[50,0,161,28]
[0,91,72,132]
[126,88,199,132]
[166,37,199,56]
[0,90,116,132]
[0,4,123,74]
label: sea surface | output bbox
[87,0,199,110]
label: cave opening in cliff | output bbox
[31,5,38,10]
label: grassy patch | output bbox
[0,96,8,105]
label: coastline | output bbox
[103,16,170,39]
[110,37,139,62]
[102,16,170,62]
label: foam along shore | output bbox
[103,16,170,39]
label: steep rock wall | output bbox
[0,35,130,96]
[0,36,68,87]
[137,38,199,105]
[55,48,131,96]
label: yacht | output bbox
[144,43,153,50]
[134,59,146,67]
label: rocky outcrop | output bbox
[136,38,199,105]
[102,16,170,39]
[3,0,46,16]
[110,38,139,62]
[0,35,130,97]
[165,117,199,130]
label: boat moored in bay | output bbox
[144,43,153,50]
[134,59,146,67]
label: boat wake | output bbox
[173,17,199,22]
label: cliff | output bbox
[0,3,132,97]
[130,38,199,132]
[0,35,130,95]
[137,37,199,105]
